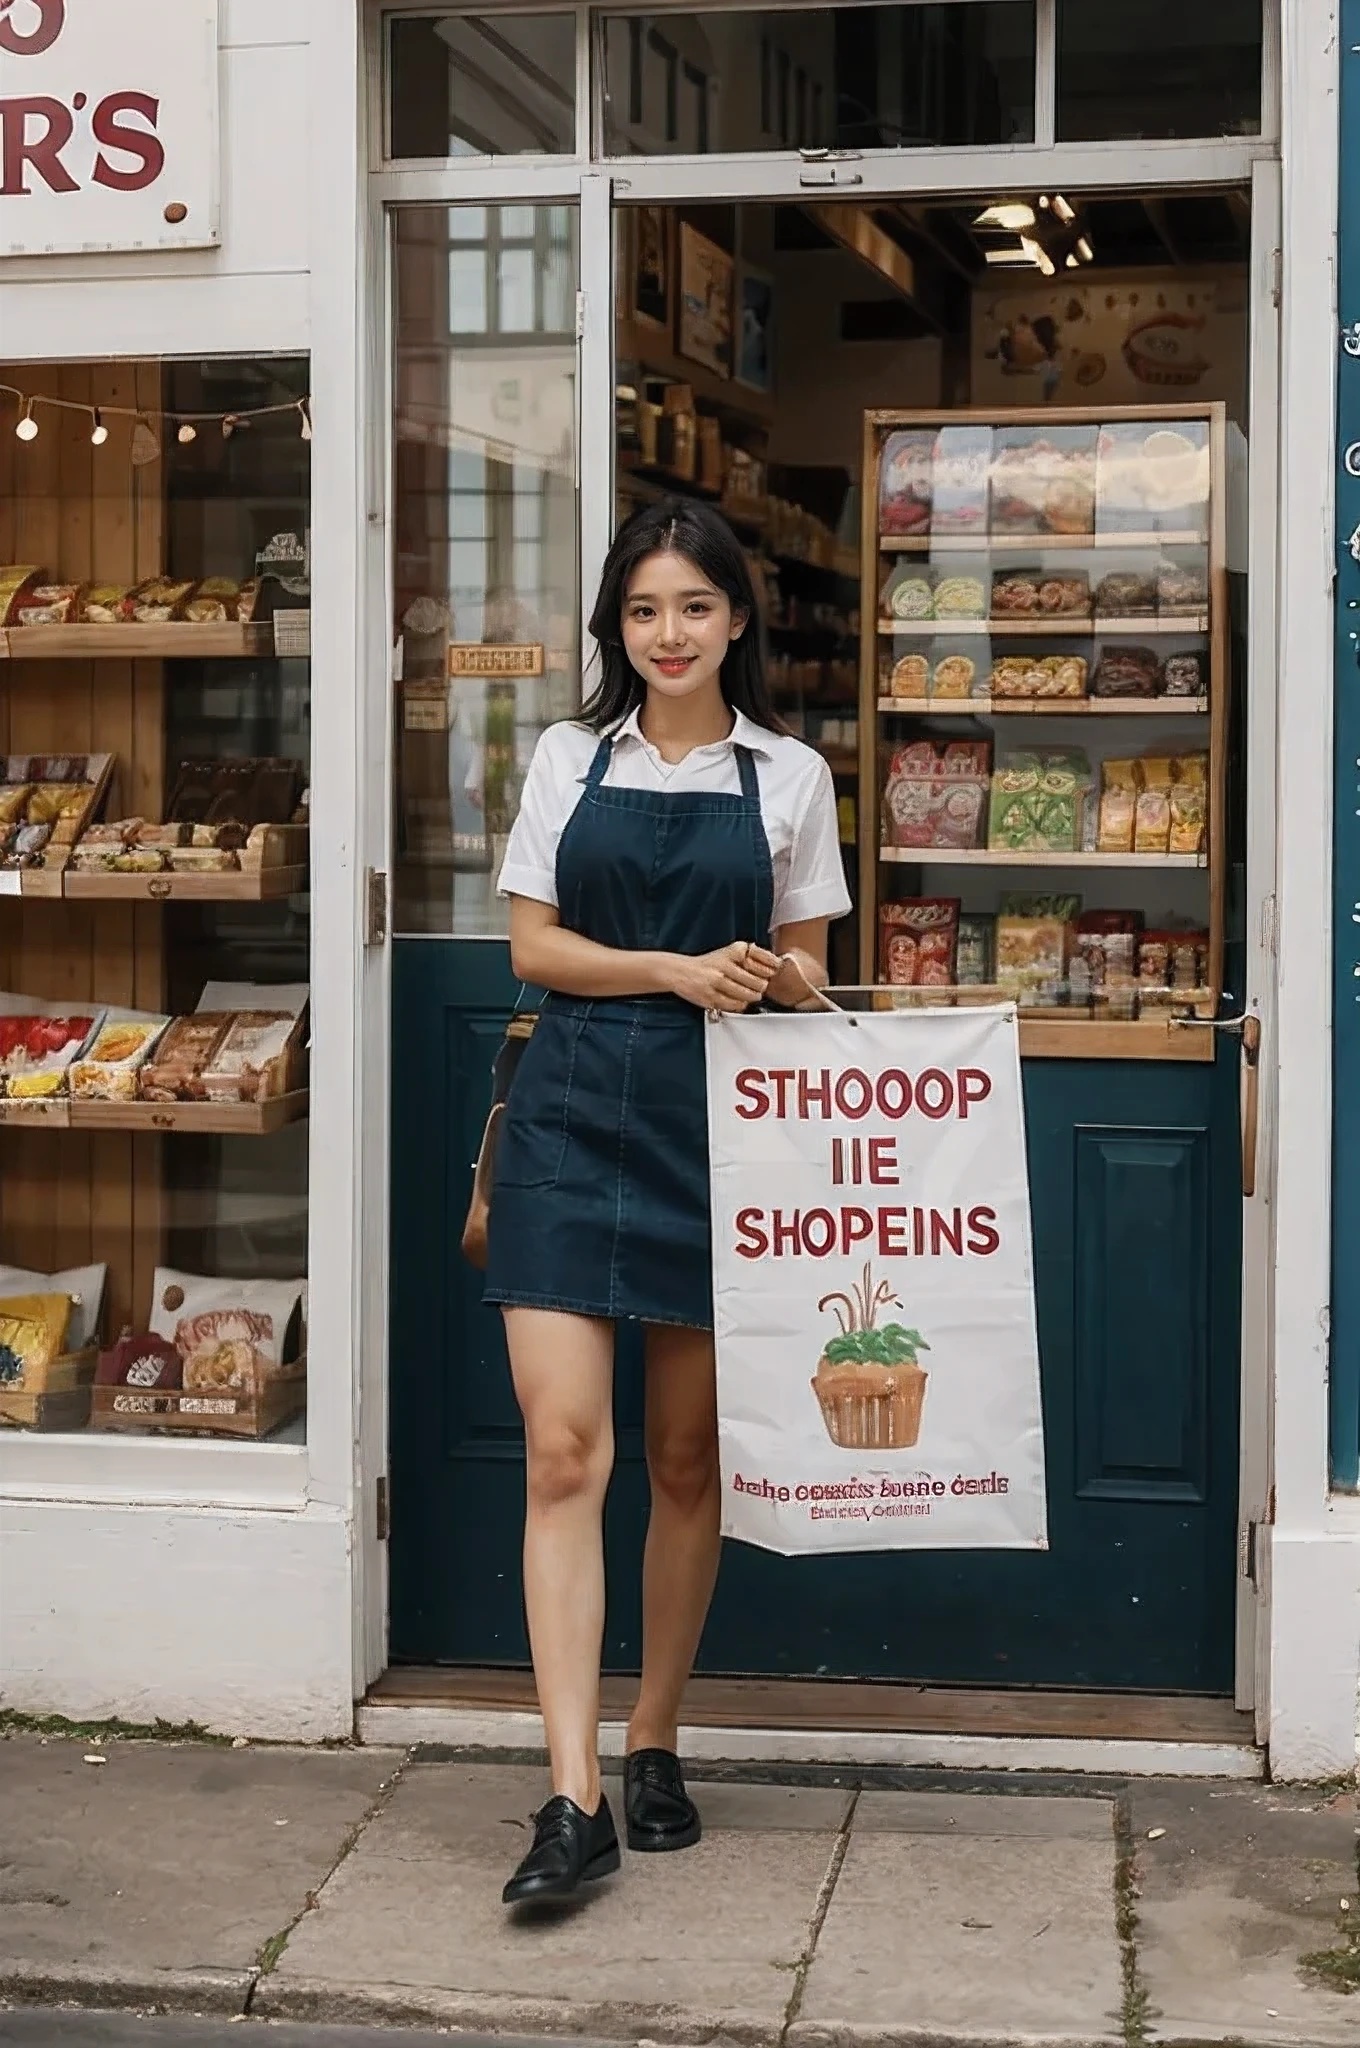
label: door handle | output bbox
[1173,1012,1262,1196]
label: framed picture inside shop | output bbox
[735,265,775,394]
[677,222,733,380]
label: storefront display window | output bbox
[1055,0,1263,141]
[0,357,312,1442]
[392,206,580,937]
[388,13,579,159]
[601,3,1036,155]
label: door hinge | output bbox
[365,868,388,947]
[575,289,586,341]
[1241,1518,1259,1585]
[376,1474,390,1543]
[1271,247,1282,309]
[1260,891,1278,956]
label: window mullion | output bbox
[1034,0,1057,147]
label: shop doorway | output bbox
[387,178,1258,1697]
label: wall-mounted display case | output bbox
[857,403,1227,1060]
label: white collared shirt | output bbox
[497,707,852,930]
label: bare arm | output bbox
[766,917,832,1009]
[508,896,778,1012]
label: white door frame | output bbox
[358,4,1284,1712]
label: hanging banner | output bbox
[706,1005,1047,1556]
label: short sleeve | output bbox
[773,755,853,927]
[496,724,586,905]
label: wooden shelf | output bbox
[881,847,1206,869]
[0,1090,309,1134]
[879,530,1207,554]
[1018,1016,1214,1061]
[64,865,307,903]
[877,696,1210,717]
[878,616,1208,637]
[1,623,279,660]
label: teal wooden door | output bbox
[389,934,1242,1693]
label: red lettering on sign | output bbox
[867,1136,899,1185]
[967,1205,1000,1255]
[0,0,65,59]
[0,93,77,195]
[734,1069,768,1120]
[958,1068,992,1117]
[92,91,164,191]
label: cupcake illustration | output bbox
[811,1263,930,1451]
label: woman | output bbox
[485,498,851,1907]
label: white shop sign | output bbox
[0,0,218,257]
[706,1005,1048,1556]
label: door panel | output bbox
[391,941,1242,1693]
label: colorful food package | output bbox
[879,898,961,987]
[1138,929,1208,1004]
[1091,645,1163,699]
[27,781,93,845]
[990,427,1096,536]
[79,820,143,849]
[133,822,190,849]
[69,1013,170,1101]
[95,1330,182,1390]
[1097,759,1140,853]
[70,845,167,875]
[1074,910,1141,992]
[885,569,933,620]
[988,749,1090,852]
[0,821,52,869]
[195,981,309,1102]
[0,783,32,828]
[120,577,197,623]
[1096,421,1210,536]
[1157,567,1208,616]
[929,653,977,699]
[1169,753,1208,855]
[1038,574,1091,617]
[1134,757,1174,853]
[878,430,934,537]
[0,1294,74,1386]
[236,580,261,623]
[168,846,240,874]
[930,426,992,535]
[955,912,996,986]
[991,572,1042,618]
[0,567,45,624]
[1162,650,1206,699]
[1,1013,97,1098]
[932,575,986,620]
[882,740,990,852]
[147,1268,306,1395]
[990,654,1088,700]
[889,653,930,699]
[1095,571,1157,617]
[13,583,82,626]
[184,577,242,624]
[995,916,1072,1003]
[999,892,1082,921]
[81,584,134,624]
[0,1263,106,1351]
[139,1014,234,1103]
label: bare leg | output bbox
[626,1323,722,1756]
[504,1306,615,1812]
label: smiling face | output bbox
[620,546,748,705]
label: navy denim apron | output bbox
[484,734,774,1330]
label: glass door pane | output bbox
[392,203,581,936]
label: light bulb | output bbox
[15,401,37,442]
[90,408,109,447]
[177,421,197,444]
[221,414,238,441]
[298,400,312,442]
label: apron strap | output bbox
[583,736,613,791]
[734,745,760,804]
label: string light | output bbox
[177,421,197,445]
[297,398,312,442]
[221,414,240,441]
[90,408,108,447]
[130,416,161,467]
[1,382,313,454]
[15,399,38,442]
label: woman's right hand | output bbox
[663,941,781,1013]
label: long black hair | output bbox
[580,496,786,734]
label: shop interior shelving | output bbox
[857,403,1228,1061]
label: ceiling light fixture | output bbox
[974,201,1036,232]
[1076,236,1094,263]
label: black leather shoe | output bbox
[502,1793,621,1906]
[623,1747,702,1852]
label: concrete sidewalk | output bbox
[1,1734,1358,2047]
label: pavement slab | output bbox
[794,1795,1122,2048]
[1129,1778,1360,2046]
[0,1737,399,2010]
[259,1761,843,2040]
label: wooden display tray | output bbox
[880,847,1206,869]
[861,991,1214,1061]
[89,1369,305,1440]
[879,530,1207,553]
[64,826,309,902]
[877,616,1208,637]
[0,1347,97,1431]
[0,752,115,896]
[0,1091,309,1134]
[878,696,1209,717]
[0,623,275,660]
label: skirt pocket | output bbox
[492,1013,581,1192]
